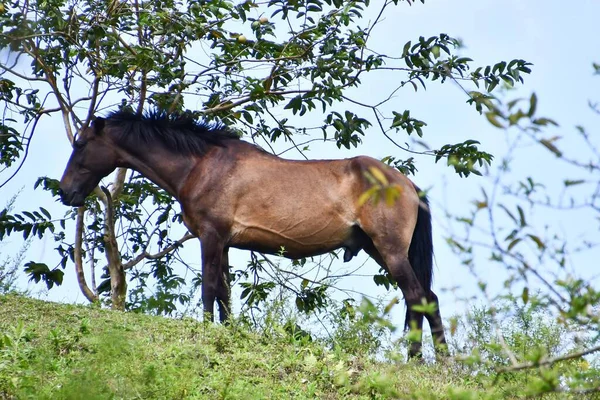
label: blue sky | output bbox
[2,0,599,332]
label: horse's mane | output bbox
[104,110,240,155]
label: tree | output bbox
[0,0,529,316]
[443,66,600,394]
[0,195,28,294]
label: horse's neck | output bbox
[118,139,266,198]
[228,139,276,159]
[118,142,197,198]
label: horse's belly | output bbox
[228,219,352,259]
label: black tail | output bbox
[405,185,434,330]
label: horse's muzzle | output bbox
[58,188,85,207]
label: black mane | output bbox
[103,110,240,155]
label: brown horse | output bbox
[58,111,446,357]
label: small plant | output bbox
[0,194,29,295]
[324,298,395,358]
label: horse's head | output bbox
[59,117,119,206]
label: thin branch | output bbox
[110,167,128,199]
[264,106,309,160]
[123,232,195,271]
[203,89,312,114]
[0,60,47,82]
[496,344,600,373]
[276,137,335,156]
[83,75,101,130]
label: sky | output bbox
[2,0,599,335]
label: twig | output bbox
[496,344,600,373]
[123,232,195,270]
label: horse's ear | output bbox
[92,117,105,134]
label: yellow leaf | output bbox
[210,30,223,39]
[263,76,272,92]
[449,317,458,336]
[368,166,388,185]
[383,185,401,206]
[357,186,379,207]
[384,297,399,314]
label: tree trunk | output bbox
[101,187,127,310]
[74,206,99,303]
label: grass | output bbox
[0,294,576,399]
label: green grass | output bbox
[0,294,566,399]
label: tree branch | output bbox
[496,344,600,373]
[123,232,195,271]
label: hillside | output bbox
[0,294,541,399]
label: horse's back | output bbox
[220,148,419,257]
[229,148,419,218]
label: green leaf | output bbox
[527,234,545,250]
[499,204,517,224]
[402,41,411,57]
[522,287,529,305]
[507,238,521,251]
[528,92,537,117]
[539,138,562,157]
[564,179,585,187]
[532,118,559,127]
[283,95,303,115]
[485,112,505,129]
[517,205,526,227]
[411,301,438,315]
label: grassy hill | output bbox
[0,294,554,399]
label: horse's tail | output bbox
[405,184,434,330]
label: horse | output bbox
[58,110,447,357]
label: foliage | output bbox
[4,293,598,399]
[460,298,567,366]
[0,194,30,294]
[323,297,396,357]
[0,256,19,294]
[0,0,530,314]
[447,298,600,396]
[443,78,600,394]
[0,0,598,395]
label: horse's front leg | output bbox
[200,235,225,322]
[216,248,231,323]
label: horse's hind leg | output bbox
[386,253,428,358]
[424,290,447,352]
[363,241,426,358]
